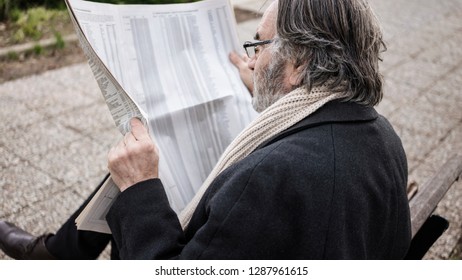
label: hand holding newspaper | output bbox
[65,0,256,233]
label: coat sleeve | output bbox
[106,179,186,259]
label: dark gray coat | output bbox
[107,100,411,259]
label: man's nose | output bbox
[248,56,256,71]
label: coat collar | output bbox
[257,100,379,149]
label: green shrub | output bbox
[1,0,64,20]
[1,0,196,21]
[89,0,196,3]
[14,7,51,40]
[9,7,69,44]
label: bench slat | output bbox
[409,155,462,237]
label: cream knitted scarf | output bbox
[178,85,343,229]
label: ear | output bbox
[288,64,305,86]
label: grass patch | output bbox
[6,50,18,60]
[54,32,65,49]
[33,44,43,55]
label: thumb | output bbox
[130,118,149,141]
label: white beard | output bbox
[252,54,290,113]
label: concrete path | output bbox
[1,0,461,260]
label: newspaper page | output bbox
[64,0,148,135]
[66,0,256,233]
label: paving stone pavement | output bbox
[1,0,461,260]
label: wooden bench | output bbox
[405,155,462,259]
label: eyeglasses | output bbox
[243,39,274,59]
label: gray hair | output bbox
[275,0,386,106]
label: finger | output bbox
[130,118,150,141]
[229,51,247,69]
[124,131,137,146]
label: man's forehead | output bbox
[255,1,278,40]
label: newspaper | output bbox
[65,0,256,233]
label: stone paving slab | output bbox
[1,0,462,260]
[377,1,462,259]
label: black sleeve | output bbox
[106,179,185,259]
